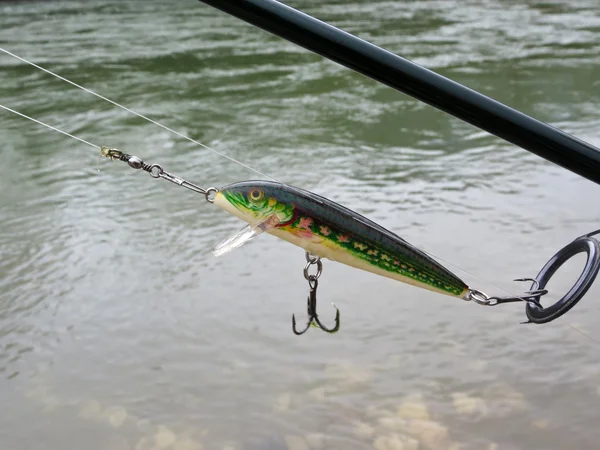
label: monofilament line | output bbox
[0,47,278,182]
[3,96,512,299]
[0,104,100,150]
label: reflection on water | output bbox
[2,0,600,449]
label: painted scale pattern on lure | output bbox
[213,181,469,298]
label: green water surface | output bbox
[2,1,600,449]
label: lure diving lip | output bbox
[212,215,281,257]
[213,180,469,298]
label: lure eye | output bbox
[249,188,264,202]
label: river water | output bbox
[2,1,600,449]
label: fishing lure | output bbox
[100,146,600,335]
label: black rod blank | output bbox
[197,0,600,186]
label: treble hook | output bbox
[292,253,340,335]
[292,278,340,335]
[486,278,548,308]
[466,277,548,310]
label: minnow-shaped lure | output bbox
[101,147,551,335]
[213,181,468,298]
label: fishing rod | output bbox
[191,0,600,329]
[196,0,600,185]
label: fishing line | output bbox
[1,50,598,342]
[0,47,278,182]
[0,104,100,150]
